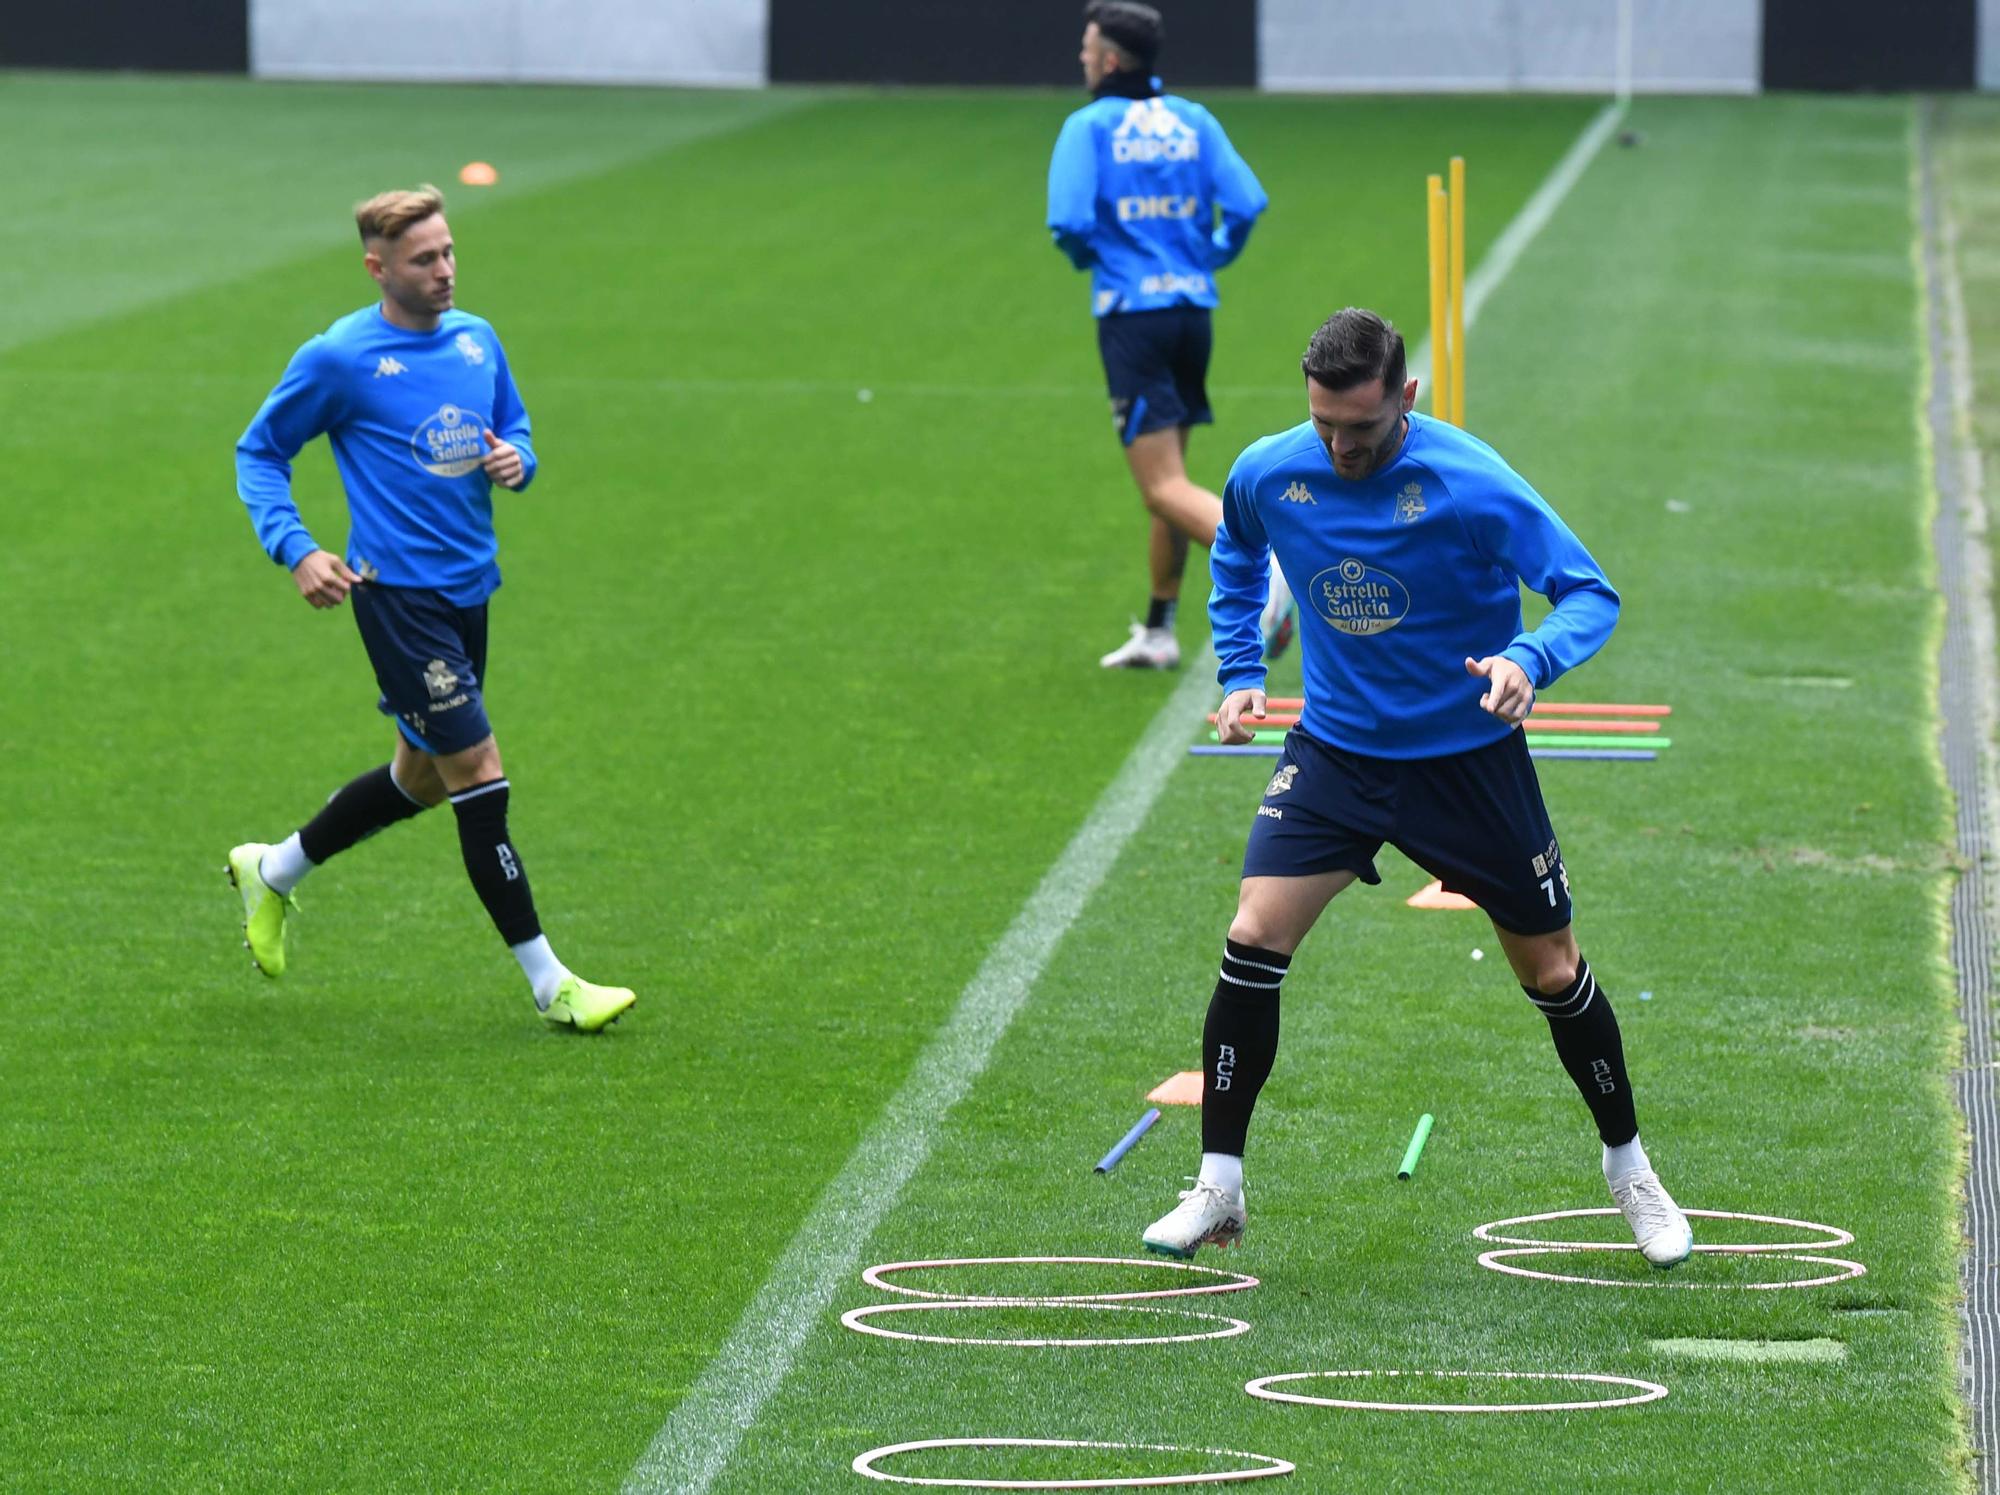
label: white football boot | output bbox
[1610,1167,1693,1268]
[1259,560,1297,661]
[1142,1179,1246,1259]
[1100,623,1181,670]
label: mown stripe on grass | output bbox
[0,80,812,359]
[622,656,1219,1495]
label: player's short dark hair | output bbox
[1086,1,1163,71]
[1302,309,1406,395]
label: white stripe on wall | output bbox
[250,0,767,86]
[1259,0,1761,95]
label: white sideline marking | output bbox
[625,99,1634,1495]
[1412,99,1627,399]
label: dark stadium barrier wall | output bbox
[1763,0,1977,90]
[768,0,1256,87]
[10,0,2000,92]
[2,0,248,70]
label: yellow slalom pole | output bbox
[1426,174,1449,420]
[1448,156,1466,427]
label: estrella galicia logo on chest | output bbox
[1309,558,1411,637]
[410,403,489,477]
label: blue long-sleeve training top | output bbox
[1046,89,1268,317]
[1210,412,1620,759]
[236,305,536,607]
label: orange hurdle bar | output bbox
[1526,703,1672,718]
[1209,713,1662,734]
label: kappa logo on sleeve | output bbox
[1280,481,1316,505]
[373,356,407,378]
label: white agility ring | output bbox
[852,1438,1294,1488]
[840,1300,1253,1347]
[1473,1208,1854,1253]
[861,1257,1260,1304]
[1477,1248,1868,1290]
[1243,1369,1668,1413]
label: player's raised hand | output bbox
[292,549,362,609]
[481,428,525,489]
[1216,687,1270,745]
[1465,654,1535,726]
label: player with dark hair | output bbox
[1048,1,1293,670]
[227,185,635,1032]
[1141,307,1691,1266]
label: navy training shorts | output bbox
[1097,306,1213,446]
[350,583,493,757]
[1242,727,1574,936]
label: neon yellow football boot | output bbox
[542,976,636,1033]
[226,842,295,978]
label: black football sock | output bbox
[297,763,428,863]
[448,778,542,946]
[1145,597,1178,632]
[1527,957,1639,1146]
[1200,940,1290,1156]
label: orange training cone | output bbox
[1406,878,1479,911]
[1146,1070,1206,1106]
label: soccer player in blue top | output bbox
[1046,2,1295,670]
[1141,309,1692,1267]
[228,185,635,1032]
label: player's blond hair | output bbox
[354,185,445,245]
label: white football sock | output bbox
[511,935,572,1010]
[258,833,314,897]
[1198,1152,1244,1196]
[1603,1135,1651,1184]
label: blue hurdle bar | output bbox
[1187,745,1657,762]
[1095,1108,1162,1173]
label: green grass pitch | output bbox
[0,74,1975,1489]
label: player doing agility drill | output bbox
[1142,308,1692,1266]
